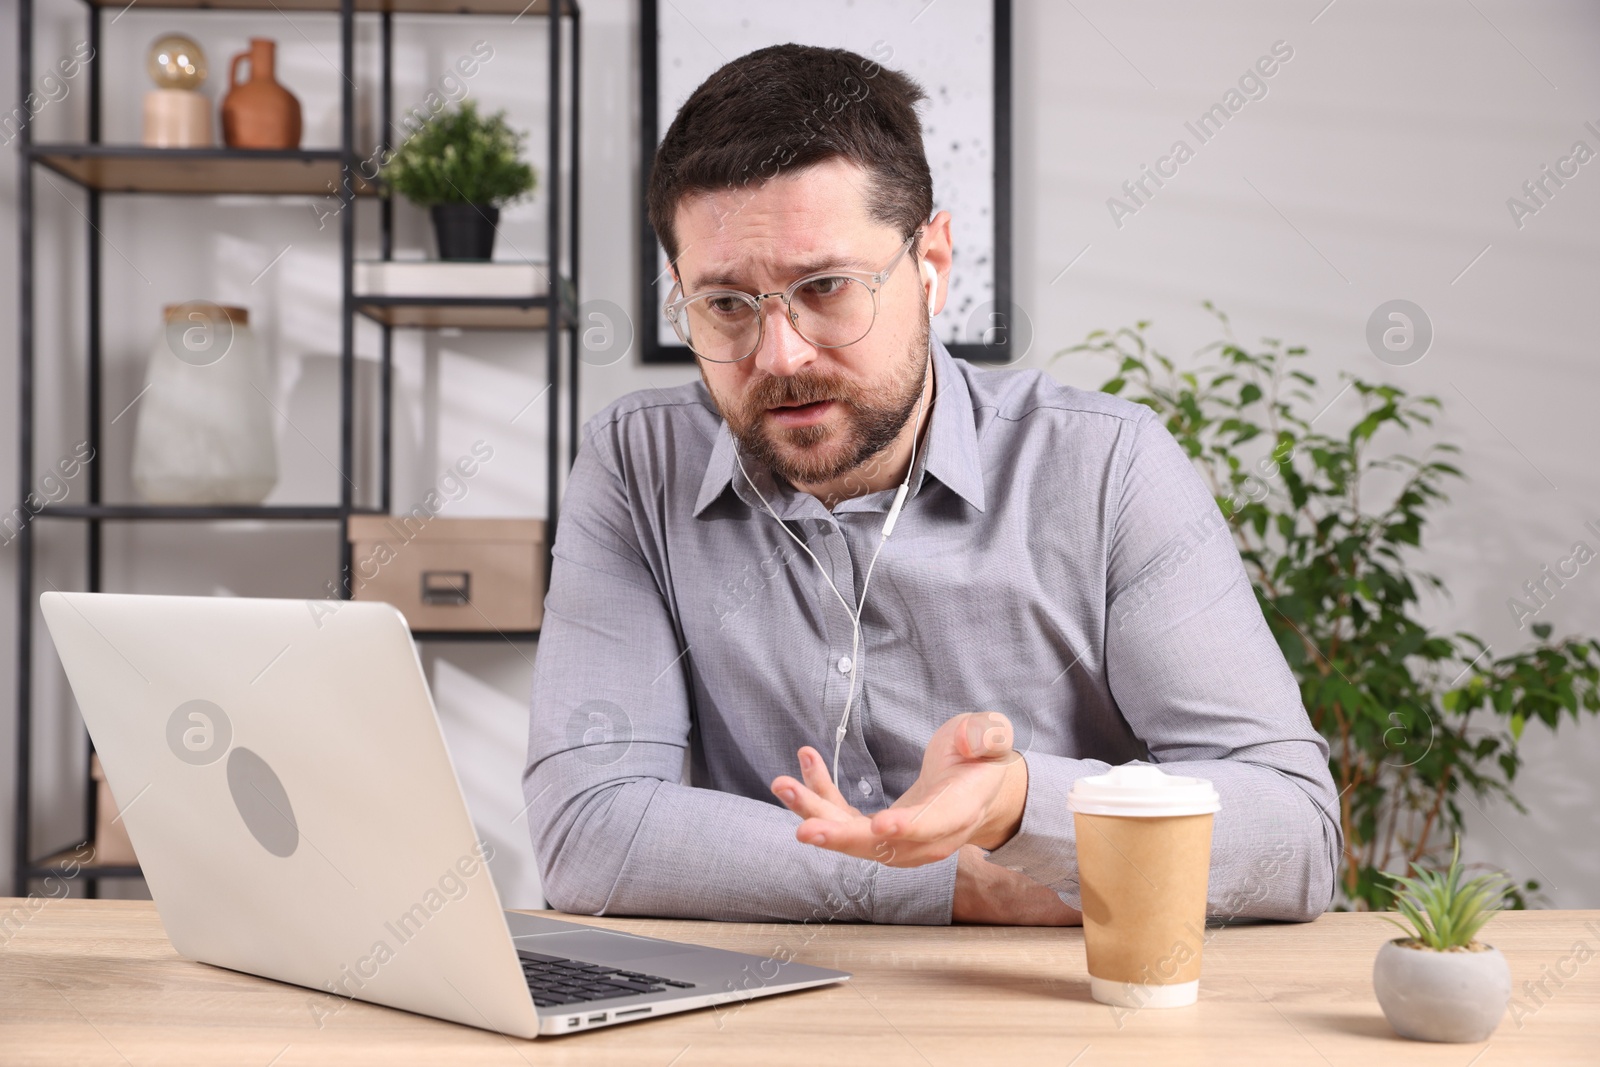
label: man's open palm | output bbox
[769,711,1025,867]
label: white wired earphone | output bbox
[731,252,940,787]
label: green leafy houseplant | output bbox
[381,99,536,207]
[1380,836,1511,950]
[381,100,536,261]
[1056,305,1600,911]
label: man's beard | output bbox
[710,314,930,489]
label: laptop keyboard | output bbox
[519,950,698,1008]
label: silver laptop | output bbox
[41,591,849,1038]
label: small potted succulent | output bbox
[1372,837,1514,1043]
[381,100,536,261]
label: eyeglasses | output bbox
[664,230,921,364]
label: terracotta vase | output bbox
[221,39,301,149]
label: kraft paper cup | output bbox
[1068,764,1221,1009]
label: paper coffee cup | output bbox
[1068,763,1221,1009]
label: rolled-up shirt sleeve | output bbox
[984,410,1343,921]
[524,423,958,924]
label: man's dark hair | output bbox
[646,44,933,265]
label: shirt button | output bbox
[858,779,873,797]
[837,656,853,674]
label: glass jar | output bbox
[131,302,279,504]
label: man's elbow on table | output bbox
[522,783,621,917]
[1216,860,1334,925]
[539,874,604,917]
[1281,866,1337,924]
[1246,824,1341,923]
[533,836,616,917]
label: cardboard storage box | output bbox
[347,516,545,632]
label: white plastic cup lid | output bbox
[1067,763,1221,817]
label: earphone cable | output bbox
[730,339,934,786]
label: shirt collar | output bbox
[692,335,987,518]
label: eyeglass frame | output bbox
[662,227,924,364]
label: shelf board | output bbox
[80,0,566,13]
[27,844,143,881]
[411,629,540,641]
[37,504,378,521]
[32,145,376,197]
[357,296,568,331]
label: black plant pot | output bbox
[430,203,499,261]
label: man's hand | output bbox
[952,844,1083,925]
[769,711,1029,868]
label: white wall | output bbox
[1011,0,1600,907]
[2,0,1597,908]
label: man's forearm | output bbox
[527,755,960,924]
[980,747,1339,920]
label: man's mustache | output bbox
[748,377,849,411]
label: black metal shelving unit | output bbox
[12,0,581,895]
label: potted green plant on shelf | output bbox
[381,100,537,261]
[1057,305,1600,911]
[1372,836,1513,1041]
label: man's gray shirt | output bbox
[524,336,1342,924]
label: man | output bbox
[523,44,1341,925]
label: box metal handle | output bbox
[420,570,471,606]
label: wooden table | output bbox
[1,900,1595,1065]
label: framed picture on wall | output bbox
[638,0,1014,364]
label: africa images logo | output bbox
[166,699,300,857]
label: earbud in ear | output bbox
[921,260,939,316]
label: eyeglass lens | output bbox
[677,275,877,362]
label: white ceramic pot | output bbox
[132,302,278,504]
[1373,938,1510,1042]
